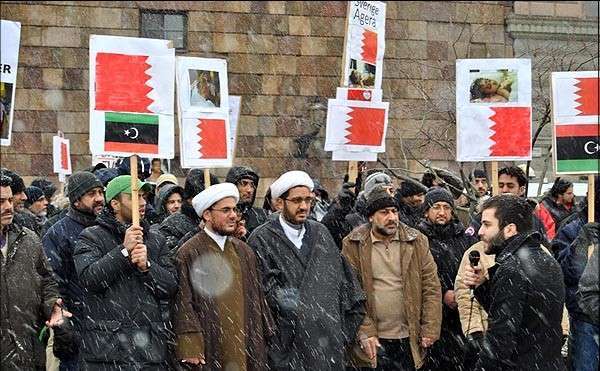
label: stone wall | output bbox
[1,1,515,193]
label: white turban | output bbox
[270,171,314,199]
[192,183,240,216]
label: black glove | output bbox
[337,182,356,209]
[465,331,484,356]
[53,318,78,360]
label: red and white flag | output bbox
[53,136,72,175]
[553,74,599,119]
[349,26,378,65]
[180,114,232,168]
[457,106,531,161]
[325,99,389,152]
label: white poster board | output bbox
[53,136,72,175]
[0,20,21,146]
[325,99,389,153]
[342,1,386,91]
[89,35,175,158]
[228,95,241,161]
[551,71,599,174]
[456,58,532,162]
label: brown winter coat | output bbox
[342,223,442,369]
[173,230,274,370]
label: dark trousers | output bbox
[347,338,415,371]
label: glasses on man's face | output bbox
[239,179,255,188]
[431,204,452,212]
[284,197,315,206]
[210,206,240,215]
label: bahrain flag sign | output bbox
[456,58,532,162]
[551,71,599,174]
[180,113,231,169]
[325,99,389,153]
[89,35,175,158]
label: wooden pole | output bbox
[588,175,595,223]
[491,161,499,196]
[130,155,140,227]
[204,168,211,188]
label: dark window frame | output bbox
[139,9,188,52]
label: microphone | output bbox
[468,250,481,297]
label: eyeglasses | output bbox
[239,179,255,188]
[284,197,315,205]
[431,204,452,212]
[209,207,240,215]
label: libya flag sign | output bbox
[555,124,599,173]
[104,112,159,154]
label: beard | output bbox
[373,221,398,237]
[484,231,506,255]
[211,220,236,236]
[77,201,104,216]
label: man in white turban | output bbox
[173,183,273,370]
[248,171,366,370]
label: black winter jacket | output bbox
[156,202,199,252]
[73,208,178,369]
[474,233,566,371]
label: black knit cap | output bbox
[398,178,428,197]
[365,184,398,216]
[423,188,454,211]
[0,168,25,195]
[31,178,57,200]
[67,171,103,205]
[24,186,44,208]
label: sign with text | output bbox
[0,20,20,146]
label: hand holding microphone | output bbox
[464,250,484,294]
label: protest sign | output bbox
[179,112,231,168]
[0,20,20,146]
[336,87,382,102]
[342,1,386,91]
[89,35,175,158]
[325,99,389,153]
[456,58,532,162]
[228,95,241,161]
[176,57,229,114]
[551,71,599,174]
[53,135,72,175]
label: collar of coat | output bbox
[495,231,543,263]
[346,221,419,243]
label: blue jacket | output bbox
[42,207,97,317]
[557,222,598,323]
[552,212,586,257]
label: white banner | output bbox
[342,1,386,91]
[0,20,21,146]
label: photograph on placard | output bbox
[176,56,229,113]
[456,58,531,108]
[0,82,13,141]
[88,34,175,158]
[336,87,382,102]
[469,69,518,103]
[189,69,221,108]
[348,59,376,88]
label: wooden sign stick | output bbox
[589,175,595,223]
[130,155,140,227]
[204,168,211,188]
[491,161,499,196]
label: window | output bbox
[140,10,187,50]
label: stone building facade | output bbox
[0,1,597,194]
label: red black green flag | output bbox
[104,112,159,154]
[555,124,599,173]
